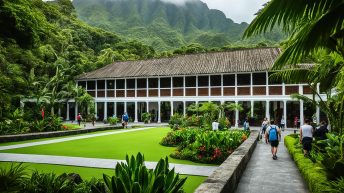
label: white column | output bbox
[95,80,98,98]
[250,73,253,96]
[266,71,269,95]
[235,74,238,96]
[124,78,127,98]
[171,101,174,116]
[208,75,210,97]
[250,100,254,117]
[94,102,97,118]
[105,80,107,99]
[146,101,149,113]
[124,102,127,113]
[221,74,224,96]
[183,101,186,116]
[158,77,160,97]
[75,103,78,121]
[196,75,198,96]
[104,102,108,120]
[282,82,286,96]
[114,102,117,117]
[283,100,287,128]
[134,102,138,123]
[58,106,61,117]
[265,100,270,120]
[158,101,161,123]
[146,78,149,97]
[183,76,186,97]
[66,102,70,120]
[235,100,239,128]
[316,105,320,124]
[300,100,304,125]
[20,101,25,112]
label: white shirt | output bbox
[212,122,219,131]
[301,124,313,138]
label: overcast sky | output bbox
[200,0,269,23]
[52,0,269,23]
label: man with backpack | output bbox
[122,112,129,128]
[265,120,282,160]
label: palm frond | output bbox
[269,68,312,84]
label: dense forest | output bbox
[0,0,156,119]
[73,0,285,51]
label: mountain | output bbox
[0,0,155,117]
[73,0,284,51]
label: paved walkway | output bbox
[235,130,308,193]
[0,153,217,176]
[0,127,156,151]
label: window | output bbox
[211,75,221,86]
[268,72,282,85]
[107,80,115,89]
[173,77,183,87]
[160,78,171,88]
[223,75,235,86]
[78,81,86,89]
[126,79,135,89]
[87,81,95,90]
[149,78,158,88]
[253,73,266,85]
[237,74,251,86]
[97,80,105,89]
[116,79,125,89]
[137,78,147,88]
[185,76,196,87]
[198,76,209,87]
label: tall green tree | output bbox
[244,0,344,69]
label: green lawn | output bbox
[1,127,211,165]
[0,162,205,193]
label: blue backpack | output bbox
[123,114,129,121]
[269,126,278,141]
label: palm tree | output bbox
[244,0,344,69]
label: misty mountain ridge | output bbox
[73,0,283,51]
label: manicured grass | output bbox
[1,127,211,165]
[0,162,205,193]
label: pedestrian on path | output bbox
[76,113,82,126]
[265,120,281,160]
[300,119,314,157]
[261,118,268,134]
[122,112,129,128]
[280,116,285,131]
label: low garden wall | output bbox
[0,125,122,143]
[194,130,259,193]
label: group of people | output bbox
[261,117,329,160]
[75,112,130,128]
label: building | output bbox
[71,48,326,127]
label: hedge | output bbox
[284,135,330,193]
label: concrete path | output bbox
[0,127,156,151]
[0,153,217,176]
[235,131,308,193]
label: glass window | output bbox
[149,78,158,88]
[97,80,105,89]
[173,77,183,87]
[198,76,209,87]
[211,75,221,86]
[223,75,235,86]
[116,79,125,89]
[185,76,196,87]
[253,73,266,85]
[107,80,115,89]
[160,78,171,88]
[137,78,147,88]
[87,81,95,90]
[268,72,283,85]
[237,74,251,86]
[126,79,135,89]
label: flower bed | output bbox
[161,128,250,164]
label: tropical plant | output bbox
[0,163,27,192]
[107,117,119,125]
[244,0,344,69]
[141,112,151,124]
[102,153,187,193]
[169,113,186,130]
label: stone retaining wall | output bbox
[0,126,122,143]
[194,130,259,193]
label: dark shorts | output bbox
[270,140,279,147]
[302,137,313,151]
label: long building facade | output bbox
[70,48,326,128]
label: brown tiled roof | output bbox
[76,48,281,80]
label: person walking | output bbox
[122,112,129,128]
[265,120,281,160]
[76,113,82,126]
[212,120,219,131]
[314,120,328,140]
[280,116,285,131]
[261,118,268,135]
[300,119,314,157]
[294,116,299,129]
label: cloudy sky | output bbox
[161,0,269,23]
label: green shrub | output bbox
[107,117,119,125]
[0,163,27,192]
[169,113,187,130]
[285,135,331,193]
[102,153,187,193]
[162,128,250,164]
[141,112,151,124]
[327,177,344,193]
